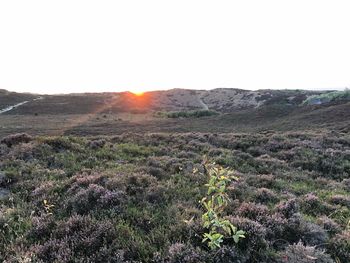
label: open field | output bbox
[1,100,349,138]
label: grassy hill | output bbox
[0,88,349,137]
[0,88,332,115]
[0,89,37,109]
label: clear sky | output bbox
[0,0,349,94]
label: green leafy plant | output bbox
[43,199,54,215]
[200,160,245,249]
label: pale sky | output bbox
[0,0,349,94]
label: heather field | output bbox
[0,132,349,262]
[2,1,350,262]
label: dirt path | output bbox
[0,101,29,114]
[0,97,43,114]
[198,97,209,110]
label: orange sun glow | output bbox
[130,90,145,96]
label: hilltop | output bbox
[0,88,349,137]
[0,88,336,114]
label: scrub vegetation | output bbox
[162,110,219,119]
[0,131,349,262]
[303,90,350,105]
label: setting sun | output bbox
[130,90,145,96]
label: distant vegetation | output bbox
[303,89,350,105]
[159,109,219,118]
[0,132,349,262]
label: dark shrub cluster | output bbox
[276,199,299,218]
[329,194,350,208]
[31,215,121,263]
[67,183,125,214]
[88,139,106,149]
[162,243,205,263]
[300,193,334,216]
[327,231,350,263]
[0,133,32,147]
[255,188,279,204]
[317,216,341,235]
[278,241,334,263]
[228,217,268,253]
[165,110,219,118]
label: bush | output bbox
[1,133,32,147]
[200,162,245,249]
[342,178,350,191]
[255,188,279,204]
[301,221,328,247]
[165,110,219,118]
[43,136,82,152]
[28,216,56,240]
[88,139,106,149]
[317,216,341,236]
[32,215,120,262]
[278,241,334,263]
[163,243,205,263]
[228,217,268,252]
[210,245,248,263]
[246,174,275,188]
[67,184,125,214]
[327,231,350,263]
[276,199,299,218]
[329,195,350,209]
[262,213,288,243]
[300,193,333,216]
[303,90,350,105]
[237,202,270,221]
[282,213,328,246]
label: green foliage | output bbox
[162,110,219,118]
[117,143,157,159]
[0,208,31,256]
[303,89,350,105]
[200,161,245,249]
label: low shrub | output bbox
[67,184,125,214]
[317,216,341,236]
[327,231,350,263]
[329,195,350,209]
[32,215,120,262]
[165,110,219,118]
[200,162,245,249]
[300,193,334,216]
[1,133,32,147]
[237,202,270,221]
[210,245,248,263]
[163,243,205,263]
[228,216,268,253]
[88,139,106,149]
[255,188,279,204]
[246,174,275,188]
[276,199,299,218]
[278,241,334,263]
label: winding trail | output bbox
[198,97,209,110]
[0,97,43,114]
[0,101,29,114]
